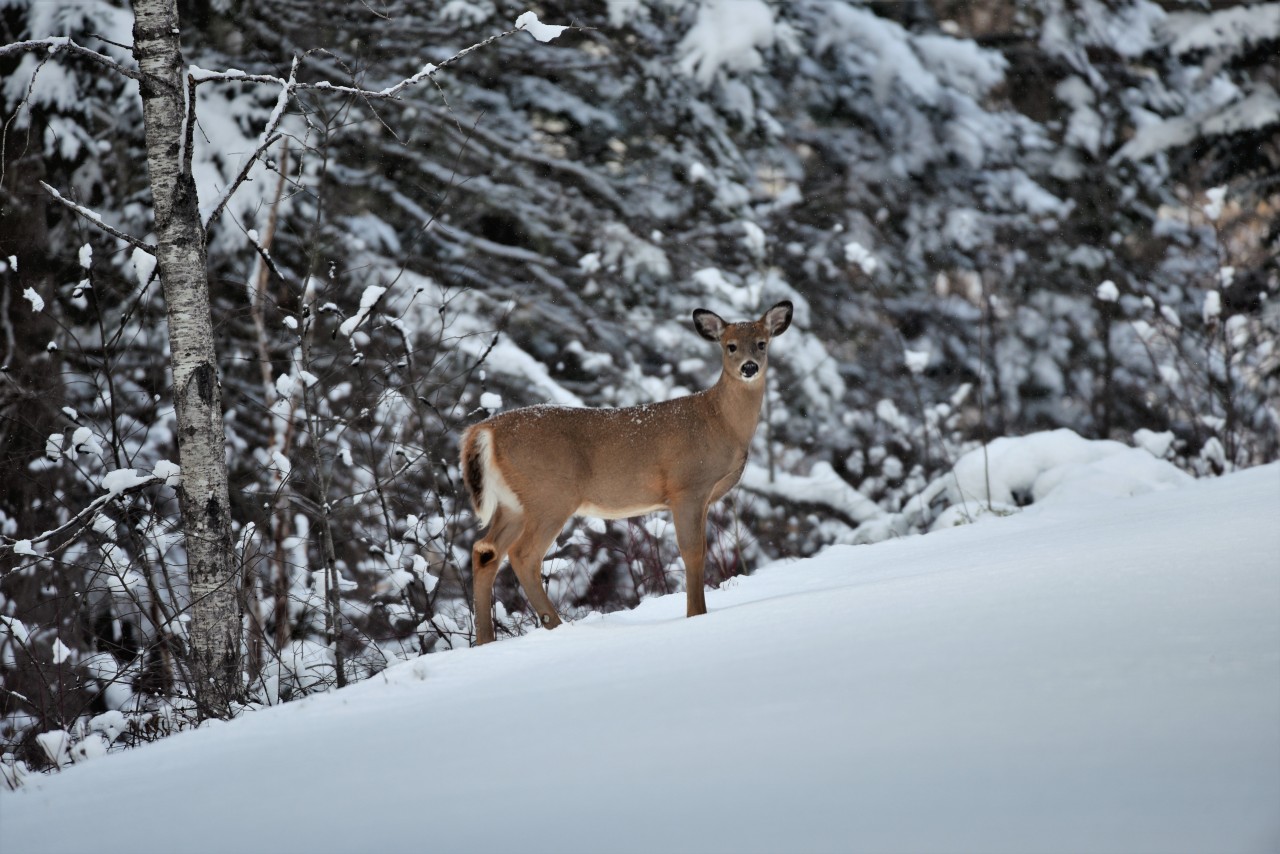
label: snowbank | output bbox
[2,462,1277,854]
[937,428,1192,524]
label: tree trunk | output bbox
[132,0,239,712]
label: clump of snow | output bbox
[275,372,297,399]
[1202,290,1221,324]
[914,32,1007,96]
[904,348,930,375]
[270,451,292,477]
[152,460,182,488]
[411,554,440,595]
[12,540,37,557]
[1203,186,1227,221]
[78,242,92,269]
[1200,436,1227,471]
[22,288,44,312]
[843,240,878,275]
[71,735,109,764]
[1096,280,1119,302]
[691,268,762,314]
[564,341,613,374]
[741,221,766,259]
[51,638,73,664]
[339,285,387,337]
[479,392,503,411]
[131,247,156,288]
[1054,75,1105,154]
[100,469,154,496]
[439,1,492,26]
[1133,429,1175,459]
[0,615,31,643]
[89,710,126,743]
[678,0,781,87]
[72,426,102,456]
[88,646,131,708]
[34,730,71,768]
[515,11,568,43]
[596,223,670,284]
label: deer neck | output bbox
[703,371,767,447]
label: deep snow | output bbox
[2,463,1278,854]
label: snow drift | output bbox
[2,454,1278,854]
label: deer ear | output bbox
[764,300,793,336]
[693,308,727,342]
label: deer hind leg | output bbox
[508,513,572,631]
[472,506,522,646]
[672,496,711,618]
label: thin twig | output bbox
[39,182,157,256]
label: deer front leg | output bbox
[672,497,711,618]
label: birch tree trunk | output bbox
[132,0,239,711]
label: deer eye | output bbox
[727,343,737,353]
[757,341,767,351]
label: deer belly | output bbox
[576,501,666,521]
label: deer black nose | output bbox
[741,361,759,378]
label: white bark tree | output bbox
[132,0,239,709]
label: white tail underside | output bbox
[472,427,522,528]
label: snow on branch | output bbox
[39,182,157,257]
[0,37,148,86]
[193,15,572,237]
[1164,3,1280,58]
[514,11,569,43]
[0,462,181,567]
[200,57,298,230]
[339,285,388,337]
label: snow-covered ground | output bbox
[3,457,1278,854]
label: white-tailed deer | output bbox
[460,300,793,645]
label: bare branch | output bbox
[39,182,157,256]
[230,207,288,283]
[203,132,281,230]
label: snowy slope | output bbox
[3,463,1278,854]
